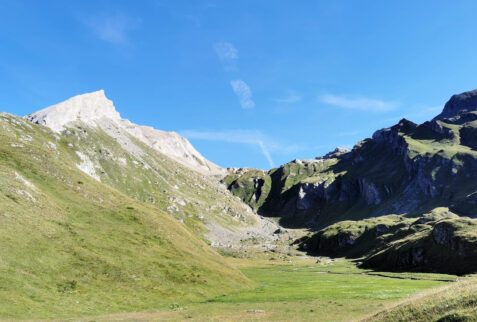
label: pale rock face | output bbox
[75,151,101,181]
[26,90,120,132]
[25,90,224,176]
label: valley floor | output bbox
[75,258,459,321]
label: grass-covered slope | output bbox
[0,113,251,319]
[366,276,477,321]
[55,120,276,249]
[298,208,477,274]
[224,157,342,227]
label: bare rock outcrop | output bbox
[25,90,224,176]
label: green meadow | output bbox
[83,258,458,321]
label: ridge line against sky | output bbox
[1,1,476,169]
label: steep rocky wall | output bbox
[225,110,477,228]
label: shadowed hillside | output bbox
[225,89,477,274]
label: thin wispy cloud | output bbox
[257,140,274,168]
[273,90,302,104]
[180,129,275,167]
[214,42,238,70]
[230,80,255,109]
[84,14,139,45]
[320,94,398,112]
[180,129,333,167]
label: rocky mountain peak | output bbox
[25,90,120,132]
[395,118,418,132]
[434,89,477,121]
[24,90,224,176]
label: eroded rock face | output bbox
[432,222,454,245]
[428,120,453,137]
[371,122,456,204]
[411,248,425,264]
[459,126,477,150]
[447,112,477,124]
[337,232,358,248]
[25,90,224,176]
[387,247,427,267]
[226,88,477,235]
[296,185,313,210]
[403,155,444,198]
[372,119,416,157]
[296,181,332,210]
[25,90,120,132]
[299,228,363,256]
[251,177,265,202]
[358,178,381,206]
[371,117,455,204]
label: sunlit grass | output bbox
[82,259,454,321]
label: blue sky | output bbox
[2,1,477,169]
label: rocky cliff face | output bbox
[297,209,477,274]
[25,90,224,176]
[25,90,121,132]
[360,216,477,274]
[222,88,477,273]
[225,89,477,229]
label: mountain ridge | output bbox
[25,90,224,176]
[22,91,282,254]
[433,88,477,121]
[224,88,477,273]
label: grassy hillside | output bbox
[298,208,477,274]
[56,120,275,249]
[0,113,252,318]
[366,276,477,321]
[224,157,342,227]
